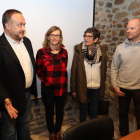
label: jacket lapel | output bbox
[1,33,21,66]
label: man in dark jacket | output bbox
[71,27,107,122]
[0,9,37,140]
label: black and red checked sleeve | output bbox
[35,49,43,78]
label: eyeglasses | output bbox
[50,34,60,38]
[83,35,93,39]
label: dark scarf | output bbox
[82,42,101,65]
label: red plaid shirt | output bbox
[36,46,68,96]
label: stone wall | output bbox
[94,0,140,135]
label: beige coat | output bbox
[70,42,107,103]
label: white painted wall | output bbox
[0,0,94,97]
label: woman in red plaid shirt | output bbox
[36,26,68,140]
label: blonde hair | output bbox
[43,26,63,50]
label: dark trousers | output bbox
[41,87,67,133]
[80,88,100,122]
[119,88,140,136]
[1,90,32,140]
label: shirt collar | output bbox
[125,38,140,45]
[46,45,65,52]
[4,32,24,44]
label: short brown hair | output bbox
[2,9,22,29]
[43,26,63,49]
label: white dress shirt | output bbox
[5,33,33,88]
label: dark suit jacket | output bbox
[0,33,37,115]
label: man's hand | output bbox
[5,98,18,119]
[114,86,125,97]
[72,92,76,98]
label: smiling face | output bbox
[84,32,98,48]
[48,30,61,46]
[126,19,140,43]
[5,13,26,42]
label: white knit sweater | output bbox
[84,59,101,89]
